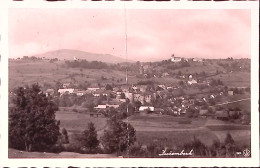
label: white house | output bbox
[87,87,100,92]
[94,104,119,109]
[188,79,197,85]
[58,88,75,95]
[45,89,55,97]
[171,55,182,63]
[76,90,86,96]
[192,58,203,62]
[94,105,107,109]
[139,106,155,112]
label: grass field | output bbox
[128,114,251,147]
[136,129,219,147]
[213,94,251,112]
[8,60,128,90]
[205,119,251,146]
[55,111,107,135]
[127,114,216,146]
[127,114,207,131]
[208,72,250,87]
[206,125,250,131]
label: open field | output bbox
[204,119,251,147]
[127,114,251,147]
[212,94,251,112]
[126,114,207,131]
[162,61,226,75]
[9,60,128,90]
[55,111,107,135]
[208,72,250,87]
[211,130,250,146]
[128,114,215,146]
[136,129,218,147]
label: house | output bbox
[45,89,55,96]
[139,106,155,112]
[171,54,182,63]
[158,85,166,90]
[118,99,126,102]
[199,109,208,118]
[144,93,153,103]
[241,114,250,125]
[228,110,241,118]
[93,89,110,97]
[215,111,229,120]
[134,85,147,92]
[162,72,170,77]
[192,58,203,62]
[87,87,100,92]
[188,79,197,85]
[94,104,119,110]
[63,83,71,89]
[75,90,86,96]
[106,104,119,109]
[228,90,234,96]
[210,95,215,99]
[94,105,107,109]
[134,93,145,104]
[58,88,75,95]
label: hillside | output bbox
[34,49,129,63]
[8,58,251,91]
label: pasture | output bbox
[209,71,250,87]
[127,114,216,146]
[128,114,251,147]
[204,119,251,146]
[136,129,219,147]
[55,110,107,135]
[127,114,207,131]
[8,60,128,90]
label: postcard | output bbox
[0,0,259,167]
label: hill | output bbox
[34,49,130,63]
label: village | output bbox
[36,54,251,125]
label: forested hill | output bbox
[34,49,129,63]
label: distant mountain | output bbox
[34,49,131,63]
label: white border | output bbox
[0,1,259,167]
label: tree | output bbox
[9,84,60,152]
[105,84,113,91]
[118,102,135,117]
[224,133,235,145]
[133,101,142,111]
[100,117,136,155]
[80,122,99,153]
[224,133,236,157]
[61,128,69,144]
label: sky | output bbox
[9,8,251,62]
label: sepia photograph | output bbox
[0,1,259,167]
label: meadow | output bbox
[55,110,107,136]
[128,114,251,147]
